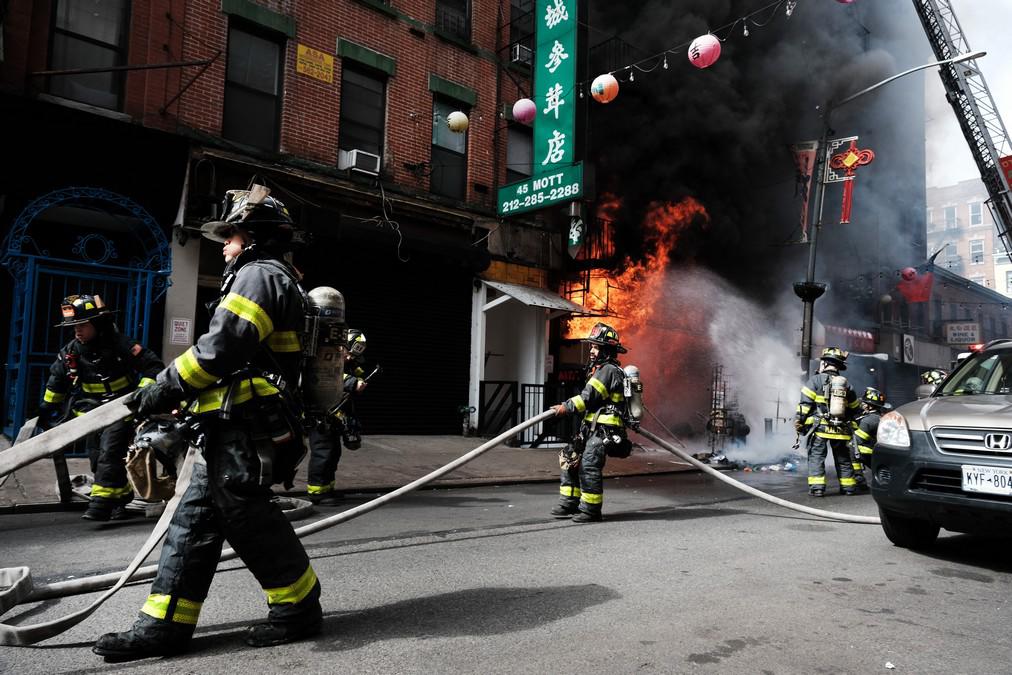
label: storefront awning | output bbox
[483,280,588,315]
[824,324,876,354]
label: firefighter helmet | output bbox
[201,185,297,246]
[583,322,627,354]
[921,368,947,385]
[55,294,117,328]
[819,346,849,371]
[347,329,367,357]
[861,387,885,409]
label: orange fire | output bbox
[565,195,709,339]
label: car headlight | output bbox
[877,410,911,448]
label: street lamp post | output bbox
[795,50,986,378]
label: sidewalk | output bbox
[0,433,695,509]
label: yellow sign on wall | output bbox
[297,44,334,84]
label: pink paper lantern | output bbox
[687,34,721,69]
[512,98,537,124]
[901,267,917,281]
[590,74,619,104]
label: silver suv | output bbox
[872,339,1012,548]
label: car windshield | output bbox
[936,351,1012,396]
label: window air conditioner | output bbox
[511,43,533,66]
[338,149,381,176]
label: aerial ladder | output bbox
[912,0,1012,256]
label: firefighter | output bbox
[852,387,886,486]
[305,328,369,505]
[795,347,860,497]
[38,294,163,521]
[921,368,947,390]
[549,322,629,523]
[93,186,322,661]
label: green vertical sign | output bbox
[535,0,576,173]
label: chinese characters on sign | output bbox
[945,322,980,345]
[497,0,582,217]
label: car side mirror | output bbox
[915,384,935,399]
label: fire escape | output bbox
[913,0,1012,256]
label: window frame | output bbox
[222,20,286,152]
[970,238,985,265]
[47,0,131,110]
[506,123,533,185]
[969,201,983,227]
[430,96,469,201]
[337,61,388,160]
[435,0,471,43]
[943,205,958,230]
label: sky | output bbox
[924,0,1012,188]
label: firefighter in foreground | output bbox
[305,328,369,505]
[38,294,163,521]
[549,322,632,523]
[795,347,860,497]
[851,387,886,488]
[93,187,323,661]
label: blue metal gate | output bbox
[1,187,171,437]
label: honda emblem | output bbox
[984,433,1012,450]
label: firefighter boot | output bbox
[245,613,323,647]
[93,613,194,662]
[571,506,603,523]
[550,498,579,519]
[808,486,825,498]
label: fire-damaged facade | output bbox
[0,0,585,436]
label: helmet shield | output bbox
[583,322,627,354]
[819,346,849,371]
[861,387,885,408]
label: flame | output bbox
[565,196,709,339]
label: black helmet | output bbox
[55,294,117,328]
[921,368,947,385]
[819,346,848,372]
[201,185,297,247]
[584,322,627,354]
[861,387,885,408]
[347,329,367,357]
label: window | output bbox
[970,201,983,226]
[48,0,129,109]
[435,0,470,42]
[1006,271,1012,294]
[506,125,532,184]
[223,23,283,151]
[944,205,958,230]
[510,0,534,65]
[971,239,984,265]
[338,63,386,158]
[926,207,935,232]
[431,98,468,200]
[970,275,986,287]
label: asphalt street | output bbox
[1,469,1011,674]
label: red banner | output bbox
[1001,155,1012,189]
[791,141,818,242]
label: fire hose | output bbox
[638,406,881,526]
[0,410,556,645]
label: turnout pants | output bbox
[90,419,134,505]
[141,417,321,629]
[558,428,610,516]
[808,434,857,492]
[307,419,343,496]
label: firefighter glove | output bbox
[131,380,183,417]
[559,447,580,470]
[793,418,805,433]
[36,402,61,431]
[550,404,568,417]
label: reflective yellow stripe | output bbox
[852,462,864,470]
[840,477,857,487]
[81,376,131,393]
[855,428,871,441]
[221,292,273,341]
[858,445,874,455]
[266,330,301,353]
[610,391,623,402]
[141,594,202,625]
[560,485,581,497]
[803,416,815,425]
[264,565,318,605]
[175,348,218,389]
[569,395,586,413]
[801,386,825,402]
[588,378,608,397]
[138,377,156,388]
[90,483,132,499]
[848,399,860,409]
[44,389,65,403]
[808,476,826,485]
[585,413,624,427]
[580,492,603,505]
[307,482,334,495]
[190,378,281,414]
[815,431,851,440]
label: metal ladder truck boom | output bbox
[912,0,1012,255]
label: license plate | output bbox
[961,464,1012,496]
